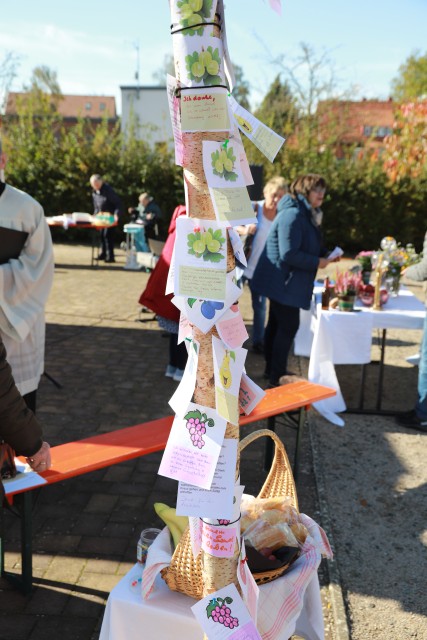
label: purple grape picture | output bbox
[184,409,215,448]
[206,596,239,629]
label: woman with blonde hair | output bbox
[239,176,288,353]
[251,173,339,385]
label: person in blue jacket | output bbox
[251,173,339,386]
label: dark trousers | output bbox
[100,227,115,260]
[23,390,37,414]
[264,300,300,386]
[169,334,188,371]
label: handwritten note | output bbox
[159,403,227,490]
[228,228,247,267]
[202,523,237,558]
[239,374,266,415]
[174,217,227,301]
[181,87,231,132]
[191,583,262,640]
[216,306,249,349]
[210,187,257,226]
[228,95,285,162]
[176,438,238,519]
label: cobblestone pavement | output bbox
[1,243,425,640]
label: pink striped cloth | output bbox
[257,514,333,640]
[141,527,173,599]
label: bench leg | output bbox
[293,408,306,485]
[1,492,33,594]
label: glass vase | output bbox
[387,266,401,297]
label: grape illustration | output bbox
[185,46,222,85]
[187,227,226,263]
[184,409,215,448]
[177,0,213,36]
[211,146,238,182]
[207,597,239,629]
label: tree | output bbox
[391,50,427,101]
[230,63,251,111]
[0,51,20,113]
[254,74,297,136]
[152,54,176,84]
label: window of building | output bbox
[100,102,106,111]
[85,102,92,110]
[363,125,373,137]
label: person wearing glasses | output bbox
[251,174,339,387]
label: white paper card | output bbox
[328,246,344,260]
[158,403,227,490]
[228,228,247,267]
[228,95,285,162]
[169,339,199,417]
[176,438,238,518]
[3,459,48,496]
[173,33,226,89]
[213,336,247,425]
[191,583,262,639]
[166,74,184,166]
[203,140,246,189]
[174,217,227,302]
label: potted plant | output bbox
[334,270,362,311]
[355,250,374,284]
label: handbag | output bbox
[0,442,17,480]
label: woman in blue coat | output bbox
[251,174,338,386]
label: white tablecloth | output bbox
[303,289,425,426]
[100,519,332,640]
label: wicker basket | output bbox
[161,429,299,599]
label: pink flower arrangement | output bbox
[335,270,362,296]
[355,250,374,272]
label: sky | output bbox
[1,0,427,114]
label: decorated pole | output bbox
[169,3,240,595]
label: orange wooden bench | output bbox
[2,380,335,593]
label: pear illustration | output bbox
[219,351,232,389]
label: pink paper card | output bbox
[189,516,203,558]
[191,583,262,639]
[216,306,249,349]
[237,539,260,624]
[159,403,227,490]
[239,373,266,415]
[201,523,237,558]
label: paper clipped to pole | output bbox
[228,95,285,162]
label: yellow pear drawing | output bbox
[219,351,232,389]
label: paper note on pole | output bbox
[159,403,227,490]
[191,583,262,640]
[176,438,238,519]
[174,217,227,302]
[181,87,231,133]
[228,95,285,162]
[166,75,184,166]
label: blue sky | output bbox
[1,0,426,113]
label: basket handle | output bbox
[239,429,298,510]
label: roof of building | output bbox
[5,92,117,119]
[317,99,395,143]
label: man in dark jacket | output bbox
[90,174,123,263]
[0,337,51,499]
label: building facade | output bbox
[120,85,173,146]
